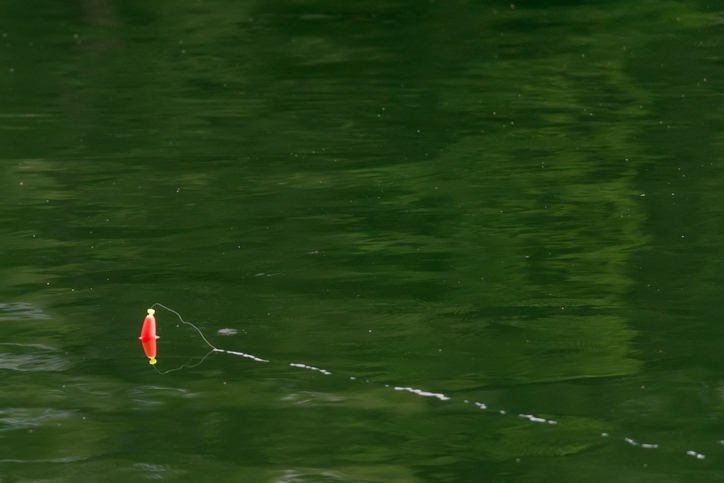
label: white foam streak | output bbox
[519,414,547,423]
[290,363,331,375]
[625,438,658,449]
[224,350,268,363]
[394,387,450,401]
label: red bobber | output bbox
[139,308,158,364]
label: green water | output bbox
[2,0,724,481]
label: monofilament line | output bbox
[142,304,715,462]
[149,303,269,373]
[151,302,218,351]
[153,349,215,375]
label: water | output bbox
[2,0,724,481]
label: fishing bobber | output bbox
[139,308,158,364]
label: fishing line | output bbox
[151,303,219,351]
[153,349,215,375]
[143,305,456,400]
[139,304,712,461]
[148,303,268,375]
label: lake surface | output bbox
[2,0,724,481]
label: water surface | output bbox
[2,0,724,481]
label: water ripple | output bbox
[0,302,50,321]
[0,407,74,432]
[0,343,70,372]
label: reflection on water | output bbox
[0,343,70,372]
[0,303,50,321]
[0,407,74,432]
[0,0,724,481]
[125,385,195,409]
[273,466,423,483]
